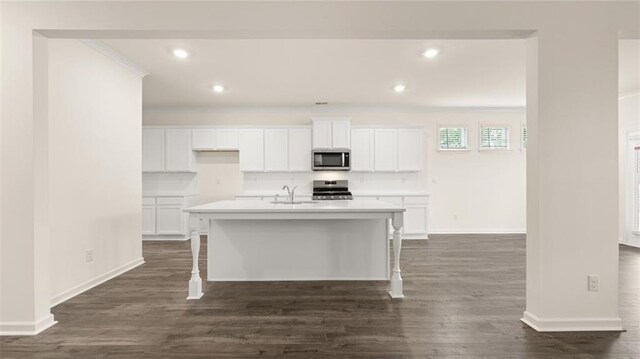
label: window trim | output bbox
[437,125,470,152]
[478,124,511,151]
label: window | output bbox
[480,126,510,150]
[439,127,468,150]
[521,123,528,150]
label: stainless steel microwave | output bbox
[312,150,350,171]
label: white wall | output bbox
[144,109,527,233]
[48,40,143,305]
[2,0,636,334]
[620,93,640,247]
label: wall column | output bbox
[524,26,621,331]
[0,27,55,334]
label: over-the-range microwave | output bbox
[312,149,350,171]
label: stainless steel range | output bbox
[312,180,353,200]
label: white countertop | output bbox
[235,191,430,197]
[185,199,405,213]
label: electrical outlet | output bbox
[588,275,600,292]
[85,249,94,263]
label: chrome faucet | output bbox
[282,185,298,203]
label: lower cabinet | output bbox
[357,195,429,239]
[142,195,198,239]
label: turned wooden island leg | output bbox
[389,213,405,298]
[187,227,203,300]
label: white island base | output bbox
[185,200,406,299]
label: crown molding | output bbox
[79,39,149,78]
[143,105,526,114]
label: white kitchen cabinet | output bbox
[374,129,398,172]
[398,129,423,172]
[156,204,184,235]
[331,119,351,149]
[404,205,429,235]
[216,129,239,150]
[192,129,216,150]
[142,195,197,239]
[264,129,289,172]
[142,197,156,235]
[350,129,374,172]
[288,128,312,172]
[192,128,239,151]
[312,119,332,149]
[142,129,165,172]
[165,129,196,172]
[403,196,429,237]
[239,129,265,172]
[312,118,351,149]
[352,194,429,239]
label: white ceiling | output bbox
[102,39,639,109]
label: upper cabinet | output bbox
[142,129,165,172]
[238,129,265,172]
[288,128,312,172]
[165,129,196,172]
[312,118,351,149]
[142,128,196,173]
[374,129,398,172]
[352,127,423,173]
[397,129,423,172]
[264,129,289,172]
[350,129,374,172]
[191,128,238,151]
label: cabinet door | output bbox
[264,129,289,172]
[165,129,195,172]
[331,119,351,149]
[142,129,165,172]
[351,129,374,171]
[398,129,423,172]
[312,119,332,149]
[192,129,216,150]
[404,205,428,235]
[239,129,264,172]
[288,128,312,172]
[374,129,398,172]
[156,205,184,235]
[142,205,156,235]
[216,129,239,150]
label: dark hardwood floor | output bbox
[1,235,639,358]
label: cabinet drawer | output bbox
[156,197,184,205]
[404,196,429,205]
[380,196,403,205]
[142,197,156,205]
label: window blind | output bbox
[480,127,510,150]
[439,127,468,150]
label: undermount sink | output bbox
[270,200,318,205]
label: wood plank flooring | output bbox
[1,234,639,358]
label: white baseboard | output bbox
[50,257,145,307]
[0,314,57,336]
[429,229,526,235]
[143,235,190,241]
[521,311,623,332]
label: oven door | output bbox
[312,151,350,171]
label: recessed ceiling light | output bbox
[172,48,190,59]
[422,48,440,59]
[394,84,406,93]
[212,85,225,93]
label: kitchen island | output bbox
[184,200,406,299]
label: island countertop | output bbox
[184,199,405,214]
